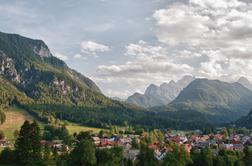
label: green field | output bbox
[0,107,104,140]
[66,124,103,134]
[0,107,43,140]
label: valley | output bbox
[2,0,252,165]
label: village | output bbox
[1,126,252,164]
[2,127,251,162]
[1,124,252,165]
[87,130,252,161]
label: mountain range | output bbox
[153,79,252,124]
[127,75,195,108]
[1,31,252,130]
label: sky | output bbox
[1,0,252,98]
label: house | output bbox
[154,148,167,160]
[52,140,69,152]
[0,139,10,147]
[92,137,101,146]
[244,139,252,146]
[219,144,233,151]
[193,141,211,149]
[149,143,159,151]
[167,135,181,144]
[191,135,201,143]
[213,134,224,140]
[230,135,241,144]
[99,138,114,147]
[241,136,251,144]
[233,144,244,151]
[199,135,210,142]
[180,136,188,144]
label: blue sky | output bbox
[1,0,252,98]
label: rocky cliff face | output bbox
[0,51,20,83]
[33,44,52,58]
[0,31,104,106]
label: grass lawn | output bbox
[66,124,104,135]
[0,106,105,139]
[0,107,44,140]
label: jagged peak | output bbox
[145,84,160,95]
[237,76,250,84]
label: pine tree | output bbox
[201,148,213,166]
[15,120,43,165]
[162,143,192,166]
[68,140,97,166]
[137,142,158,166]
[243,146,252,166]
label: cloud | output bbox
[72,41,110,60]
[73,54,87,60]
[153,0,252,52]
[151,0,252,79]
[95,41,194,97]
[81,41,110,55]
[95,0,252,98]
[54,52,68,61]
[125,40,164,59]
[98,41,193,77]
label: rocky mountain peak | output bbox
[177,75,195,87]
[127,75,195,108]
[237,76,252,90]
[33,44,52,58]
[145,84,160,95]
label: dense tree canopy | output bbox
[15,120,43,165]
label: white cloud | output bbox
[72,41,110,61]
[125,40,164,59]
[95,41,194,97]
[153,0,252,51]
[81,41,110,55]
[98,41,193,77]
[54,52,68,61]
[95,0,252,98]
[151,0,252,79]
[73,54,87,60]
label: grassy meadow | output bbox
[0,107,104,140]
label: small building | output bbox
[0,139,11,147]
[92,137,101,146]
[233,144,244,151]
[219,144,233,151]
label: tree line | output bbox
[1,121,252,166]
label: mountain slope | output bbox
[127,92,165,108]
[236,109,252,128]
[0,77,32,106]
[237,77,252,90]
[127,75,194,108]
[0,31,153,128]
[0,32,112,106]
[153,79,252,124]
